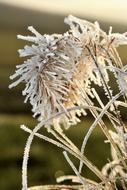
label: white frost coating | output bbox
[9,15,127,190]
[9,15,127,128]
[10,15,127,129]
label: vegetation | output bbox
[9,15,127,190]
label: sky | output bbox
[0,0,127,25]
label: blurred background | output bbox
[0,0,127,189]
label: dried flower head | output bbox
[9,15,127,129]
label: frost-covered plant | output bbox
[9,15,127,190]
